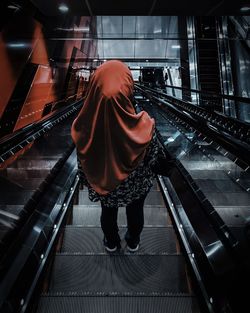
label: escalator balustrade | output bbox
[135,92,250,313]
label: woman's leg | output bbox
[100,202,121,248]
[125,195,146,247]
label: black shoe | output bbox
[125,231,140,252]
[127,243,139,252]
[103,238,120,252]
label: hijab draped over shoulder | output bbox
[71,60,155,195]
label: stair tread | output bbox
[49,255,189,294]
[61,226,178,254]
[72,205,170,226]
[37,295,200,313]
[78,190,165,206]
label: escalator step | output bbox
[61,226,178,254]
[78,190,165,206]
[37,295,200,313]
[152,180,160,190]
[72,205,101,225]
[214,206,249,225]
[15,157,57,169]
[145,190,166,206]
[2,177,44,189]
[48,255,189,294]
[72,205,170,226]
[0,190,34,204]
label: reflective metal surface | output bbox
[139,100,250,256]
[0,115,76,256]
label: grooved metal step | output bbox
[37,295,200,313]
[48,255,189,294]
[61,226,178,254]
[36,181,201,313]
[0,190,34,204]
[78,190,165,206]
[71,205,170,226]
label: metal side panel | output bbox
[48,255,189,294]
[37,295,200,313]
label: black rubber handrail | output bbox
[0,144,78,312]
[135,99,238,313]
[0,99,83,163]
[135,84,250,145]
[135,85,250,169]
[0,99,82,146]
[142,82,250,105]
[136,96,239,248]
[137,83,250,125]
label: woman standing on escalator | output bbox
[71,60,161,252]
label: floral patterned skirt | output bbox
[77,134,160,208]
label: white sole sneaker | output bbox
[104,245,117,252]
[127,244,139,252]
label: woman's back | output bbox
[71,60,155,197]
[71,60,161,252]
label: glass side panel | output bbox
[140,100,250,232]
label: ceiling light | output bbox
[8,43,26,48]
[7,5,19,9]
[240,6,250,12]
[171,45,181,49]
[166,137,175,143]
[56,27,89,32]
[77,27,90,32]
[93,59,98,62]
[58,4,69,13]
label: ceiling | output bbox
[29,0,250,16]
[96,16,180,61]
[3,1,250,67]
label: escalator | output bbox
[36,179,201,313]
[133,86,250,313]
[229,16,250,49]
[1,84,250,313]
[195,17,222,111]
[0,96,205,313]
[0,101,81,313]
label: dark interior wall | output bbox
[227,18,250,122]
[229,26,250,99]
[0,8,36,120]
[230,38,250,122]
[195,16,222,111]
[0,4,95,139]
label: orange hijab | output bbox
[71,60,155,195]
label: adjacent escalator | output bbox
[134,90,250,313]
[0,101,82,313]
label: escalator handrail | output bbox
[137,83,250,126]
[0,98,82,146]
[135,85,250,169]
[229,16,250,38]
[135,98,241,261]
[135,84,250,145]
[0,99,83,162]
[140,82,250,105]
[0,144,78,311]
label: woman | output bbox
[71,60,160,252]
